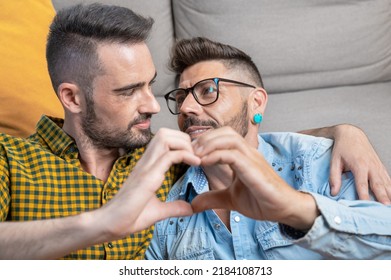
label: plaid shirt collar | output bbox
[32,115,146,165]
[34,115,77,158]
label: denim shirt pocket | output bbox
[256,222,293,250]
[168,227,215,260]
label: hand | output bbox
[300,124,391,204]
[95,128,201,240]
[191,127,319,230]
[329,125,391,204]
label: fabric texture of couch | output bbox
[1,0,390,171]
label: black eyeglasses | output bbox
[164,77,256,115]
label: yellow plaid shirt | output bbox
[0,115,184,259]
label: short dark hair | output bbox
[169,37,264,88]
[46,3,154,94]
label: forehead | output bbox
[97,42,155,80]
[179,60,231,87]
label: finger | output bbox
[200,148,262,174]
[128,200,194,234]
[159,150,200,168]
[144,150,200,178]
[329,155,342,196]
[384,171,391,201]
[368,173,391,205]
[142,131,196,166]
[353,172,370,201]
[130,150,200,194]
[191,189,233,213]
[154,127,192,143]
[196,136,251,162]
[193,127,245,157]
[153,200,194,221]
[386,184,391,204]
[146,129,194,155]
[192,126,233,146]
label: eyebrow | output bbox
[112,72,157,92]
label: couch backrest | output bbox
[54,0,391,94]
[173,0,391,93]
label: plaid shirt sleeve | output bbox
[0,141,10,221]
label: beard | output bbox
[81,103,152,150]
[182,102,249,137]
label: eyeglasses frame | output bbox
[164,77,256,115]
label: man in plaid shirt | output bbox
[0,3,199,259]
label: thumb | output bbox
[329,156,342,196]
[155,201,193,221]
[191,190,233,213]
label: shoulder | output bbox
[0,134,47,163]
[259,132,335,192]
[259,132,333,159]
[1,132,38,152]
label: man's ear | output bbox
[250,87,268,115]
[57,83,82,113]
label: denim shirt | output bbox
[146,133,391,260]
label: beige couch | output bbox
[3,0,391,171]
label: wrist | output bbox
[281,192,320,231]
[77,210,111,245]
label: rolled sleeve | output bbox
[294,193,391,259]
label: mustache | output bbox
[183,116,219,131]
[128,114,152,128]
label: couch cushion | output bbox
[52,0,176,96]
[173,0,391,93]
[0,0,63,137]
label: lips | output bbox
[132,119,151,130]
[185,126,211,138]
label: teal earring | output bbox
[253,113,263,124]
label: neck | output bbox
[62,119,125,182]
[78,146,125,182]
[203,164,233,191]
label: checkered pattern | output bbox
[0,115,182,259]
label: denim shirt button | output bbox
[214,223,221,230]
[234,216,241,223]
[334,216,342,225]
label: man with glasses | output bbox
[145,37,391,260]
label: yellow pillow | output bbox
[0,0,63,137]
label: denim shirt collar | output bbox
[257,134,274,164]
[179,166,209,198]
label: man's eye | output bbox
[121,89,135,96]
[200,86,216,95]
[176,94,186,104]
